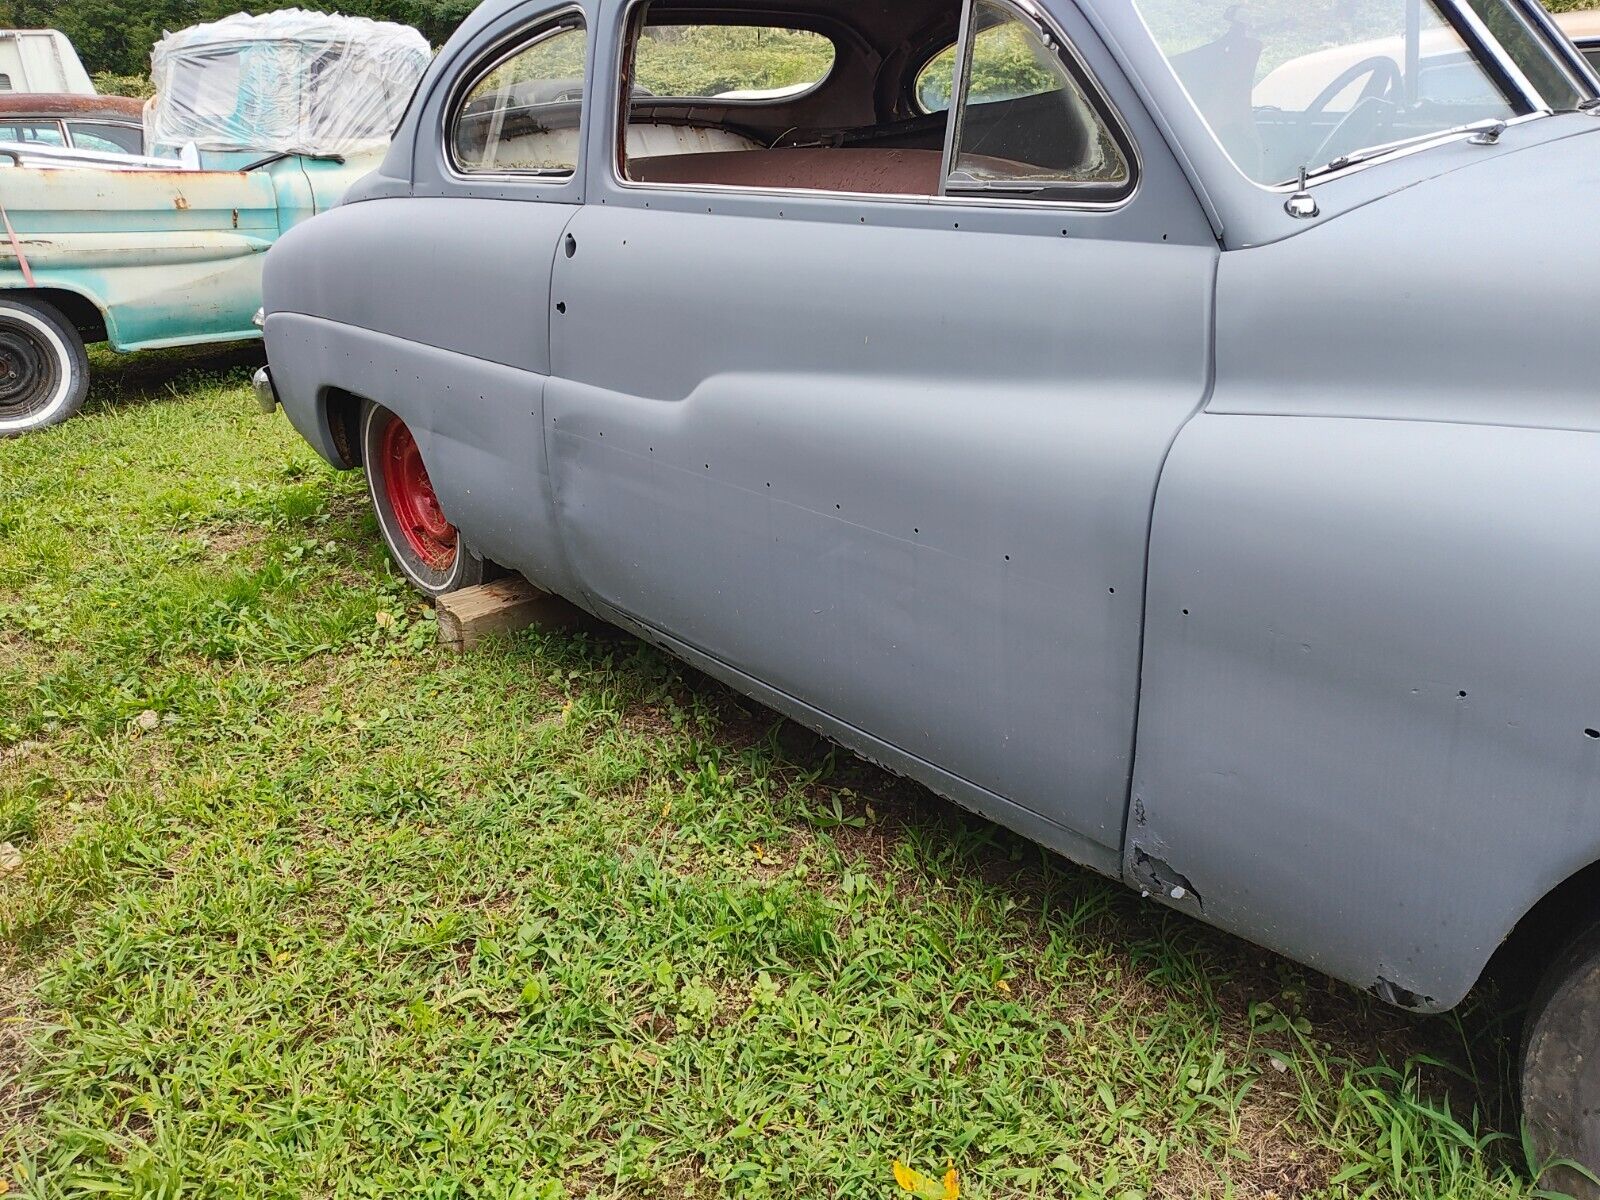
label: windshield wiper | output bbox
[1301,118,1512,181]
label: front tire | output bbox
[1522,921,1600,1197]
[0,296,88,436]
[361,402,490,597]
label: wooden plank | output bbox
[435,576,589,651]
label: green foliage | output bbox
[634,26,834,97]
[90,70,153,99]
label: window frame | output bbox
[611,0,1140,211]
[939,0,1139,204]
[442,5,589,183]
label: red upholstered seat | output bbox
[628,147,945,195]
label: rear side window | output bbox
[632,24,835,100]
[450,14,587,176]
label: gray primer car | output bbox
[258,0,1600,1181]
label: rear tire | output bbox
[1522,921,1600,1198]
[361,402,490,597]
[0,296,88,436]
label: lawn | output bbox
[0,352,1563,1198]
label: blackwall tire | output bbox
[0,296,89,437]
[1522,921,1600,1198]
[361,402,490,598]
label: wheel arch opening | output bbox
[2,287,108,345]
[1482,857,1600,1012]
[321,386,367,469]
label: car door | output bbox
[546,0,1217,872]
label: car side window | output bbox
[945,0,1132,198]
[0,121,65,146]
[67,122,143,155]
[449,13,588,176]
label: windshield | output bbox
[1134,0,1592,185]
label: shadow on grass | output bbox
[82,341,265,418]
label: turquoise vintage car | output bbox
[0,10,429,435]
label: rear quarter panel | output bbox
[262,196,578,593]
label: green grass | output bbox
[0,350,1570,1197]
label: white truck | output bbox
[0,30,94,95]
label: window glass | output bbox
[632,24,835,100]
[0,121,64,145]
[917,46,959,113]
[948,0,1131,192]
[1132,0,1560,184]
[1459,0,1585,110]
[451,20,587,175]
[68,122,143,154]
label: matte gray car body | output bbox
[262,0,1600,1015]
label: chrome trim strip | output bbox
[609,0,1142,213]
[440,5,587,186]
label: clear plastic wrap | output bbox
[145,10,430,157]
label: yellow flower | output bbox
[892,1159,958,1199]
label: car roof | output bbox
[0,92,143,121]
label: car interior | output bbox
[1158,2,1539,185]
[452,0,1133,200]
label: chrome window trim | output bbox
[1510,0,1600,96]
[610,0,1142,214]
[1447,0,1545,109]
[937,0,977,196]
[441,5,587,185]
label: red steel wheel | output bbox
[361,403,490,596]
[380,415,457,571]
